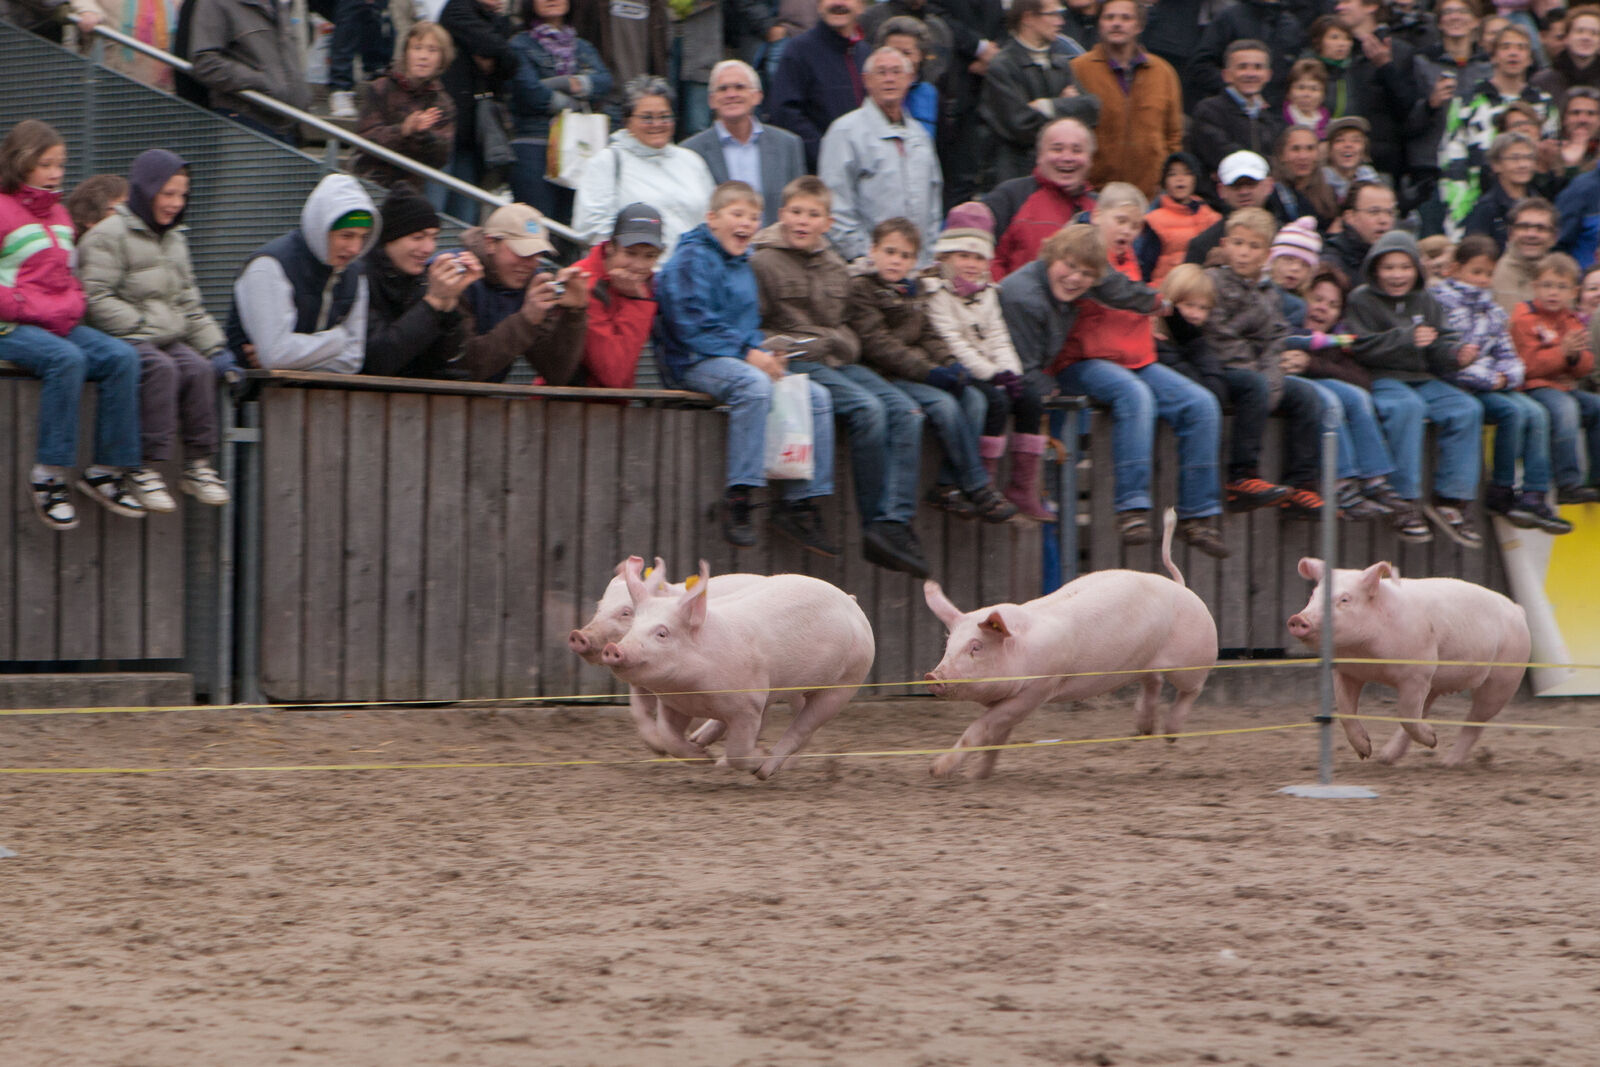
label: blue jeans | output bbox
[0,324,141,468]
[329,0,389,92]
[1056,359,1222,518]
[895,379,988,493]
[509,142,575,225]
[1527,386,1600,488]
[1369,378,1480,500]
[675,357,835,500]
[1478,390,1552,492]
[790,360,922,525]
[1300,377,1396,481]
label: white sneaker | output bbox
[182,462,230,506]
[129,467,177,513]
[329,90,357,119]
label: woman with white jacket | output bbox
[571,75,714,262]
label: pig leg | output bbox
[716,696,770,773]
[1377,678,1436,765]
[1160,667,1210,736]
[626,686,669,754]
[688,718,728,747]
[1133,675,1161,736]
[756,687,857,780]
[1441,668,1520,767]
[652,705,712,761]
[931,693,1043,779]
[1334,671,1373,759]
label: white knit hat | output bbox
[1269,216,1322,268]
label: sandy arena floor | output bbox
[2,691,1598,1066]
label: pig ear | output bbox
[1298,557,1325,582]
[923,581,963,626]
[979,610,1013,639]
[677,560,711,629]
[616,555,640,579]
[623,556,648,604]
[1358,561,1394,597]
[646,556,673,595]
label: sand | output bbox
[2,691,1598,1066]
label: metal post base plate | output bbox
[1278,785,1380,799]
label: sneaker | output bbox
[1225,476,1292,512]
[181,463,230,507]
[862,520,930,578]
[1118,508,1153,546]
[1176,517,1232,559]
[31,478,77,530]
[1555,484,1600,505]
[1392,505,1432,544]
[722,487,756,548]
[923,485,977,519]
[329,89,358,119]
[1336,482,1390,521]
[1362,480,1406,515]
[75,470,147,518]
[965,484,1019,524]
[1279,486,1325,520]
[772,500,839,557]
[129,467,176,513]
[1484,484,1538,529]
[1523,493,1574,535]
[1423,503,1483,548]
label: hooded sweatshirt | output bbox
[78,150,226,355]
[226,174,379,373]
[749,222,860,369]
[1429,276,1524,392]
[1343,230,1462,382]
[570,130,716,261]
[0,182,83,337]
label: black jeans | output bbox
[972,374,1046,436]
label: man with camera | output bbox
[458,203,591,384]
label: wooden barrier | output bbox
[251,374,1043,703]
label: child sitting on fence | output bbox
[1050,185,1230,558]
[64,174,126,239]
[653,180,839,554]
[922,202,1054,522]
[0,120,146,530]
[1345,230,1486,547]
[78,149,232,514]
[1431,236,1572,533]
[1510,252,1600,504]
[845,217,1018,524]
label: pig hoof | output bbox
[1420,729,1438,749]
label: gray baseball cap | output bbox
[613,202,664,248]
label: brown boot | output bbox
[1002,433,1056,522]
[978,434,1007,484]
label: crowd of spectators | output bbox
[5,0,1600,577]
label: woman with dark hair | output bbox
[508,0,612,221]
[1271,124,1338,229]
[0,120,144,529]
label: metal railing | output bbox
[70,15,584,244]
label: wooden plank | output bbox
[617,406,657,565]
[138,457,185,660]
[1087,414,1119,575]
[698,413,739,577]
[576,403,621,696]
[11,381,59,661]
[1249,418,1286,651]
[381,393,427,700]
[461,399,509,700]
[300,391,348,699]
[340,391,387,702]
[422,395,468,701]
[98,451,146,660]
[0,385,14,659]
[258,388,306,698]
[500,398,545,697]
[539,401,585,697]
[56,394,108,660]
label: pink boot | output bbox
[979,434,1008,484]
[1004,433,1057,522]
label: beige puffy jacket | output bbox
[78,204,225,354]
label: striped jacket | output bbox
[0,186,85,337]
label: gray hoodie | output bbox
[1343,230,1462,382]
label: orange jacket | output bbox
[1144,194,1222,286]
[1054,245,1155,372]
[1071,45,1185,199]
[1511,302,1595,391]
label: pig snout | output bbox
[1286,613,1315,642]
[924,671,948,698]
[568,629,592,655]
[600,642,625,667]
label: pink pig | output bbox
[922,509,1217,779]
[600,559,874,778]
[1287,559,1530,765]
[569,557,763,755]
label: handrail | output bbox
[66,15,585,245]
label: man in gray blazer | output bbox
[681,59,808,226]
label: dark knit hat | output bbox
[379,191,440,242]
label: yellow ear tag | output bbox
[643,566,654,579]
[684,575,700,590]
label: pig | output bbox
[600,559,874,779]
[1286,559,1530,766]
[569,557,764,755]
[922,509,1217,779]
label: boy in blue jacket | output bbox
[654,180,839,554]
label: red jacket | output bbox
[1054,245,1155,372]
[1511,301,1595,390]
[577,243,657,389]
[0,186,86,337]
[992,170,1097,281]
[1144,194,1221,286]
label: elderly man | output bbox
[1070,0,1183,197]
[772,0,871,169]
[819,47,945,263]
[681,60,808,227]
[978,0,1100,186]
[985,116,1097,278]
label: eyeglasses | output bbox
[1355,206,1397,217]
[1513,221,1556,232]
[634,112,675,125]
[712,83,756,93]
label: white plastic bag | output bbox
[763,373,815,481]
[547,110,610,189]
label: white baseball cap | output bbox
[1218,151,1271,186]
